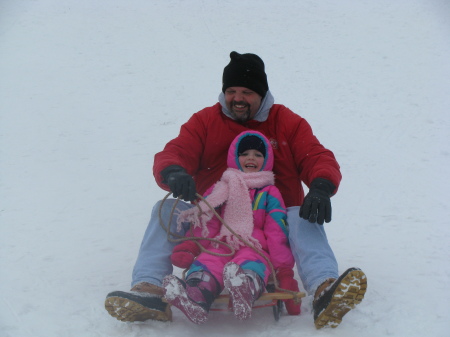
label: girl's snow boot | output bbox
[223,262,264,320]
[163,271,220,324]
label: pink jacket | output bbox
[185,131,295,271]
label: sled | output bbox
[208,284,305,321]
[163,282,305,322]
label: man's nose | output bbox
[233,92,244,102]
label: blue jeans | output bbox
[132,201,338,295]
[287,206,339,294]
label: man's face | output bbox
[224,87,262,123]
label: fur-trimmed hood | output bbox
[227,130,274,172]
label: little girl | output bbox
[162,131,300,324]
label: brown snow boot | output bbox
[313,268,367,329]
[105,282,172,322]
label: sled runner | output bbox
[162,282,305,322]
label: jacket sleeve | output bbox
[263,186,295,270]
[153,111,208,191]
[281,107,342,194]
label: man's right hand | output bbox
[161,165,197,201]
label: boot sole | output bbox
[105,292,172,322]
[314,269,367,329]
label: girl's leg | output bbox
[223,248,267,320]
[186,245,233,289]
[231,247,271,284]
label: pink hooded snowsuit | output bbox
[178,130,295,288]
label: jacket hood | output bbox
[227,131,274,171]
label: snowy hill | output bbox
[1,1,449,336]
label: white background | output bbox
[1,1,449,336]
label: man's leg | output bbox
[132,199,194,287]
[287,206,339,294]
[287,206,367,329]
[105,199,194,323]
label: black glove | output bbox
[161,165,197,202]
[299,178,336,225]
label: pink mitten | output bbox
[171,241,201,268]
[276,268,301,315]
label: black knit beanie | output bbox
[222,51,269,97]
[238,135,266,157]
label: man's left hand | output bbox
[299,178,335,225]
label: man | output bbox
[105,51,367,329]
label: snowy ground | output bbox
[1,1,449,337]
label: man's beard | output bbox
[228,101,252,123]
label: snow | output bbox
[224,265,245,287]
[1,0,449,336]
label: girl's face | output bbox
[238,149,264,173]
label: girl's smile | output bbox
[239,149,264,172]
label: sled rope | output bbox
[158,192,303,304]
[158,192,236,257]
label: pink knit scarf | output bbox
[177,168,275,250]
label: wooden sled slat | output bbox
[213,291,306,303]
[163,290,306,304]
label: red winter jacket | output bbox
[153,103,341,207]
